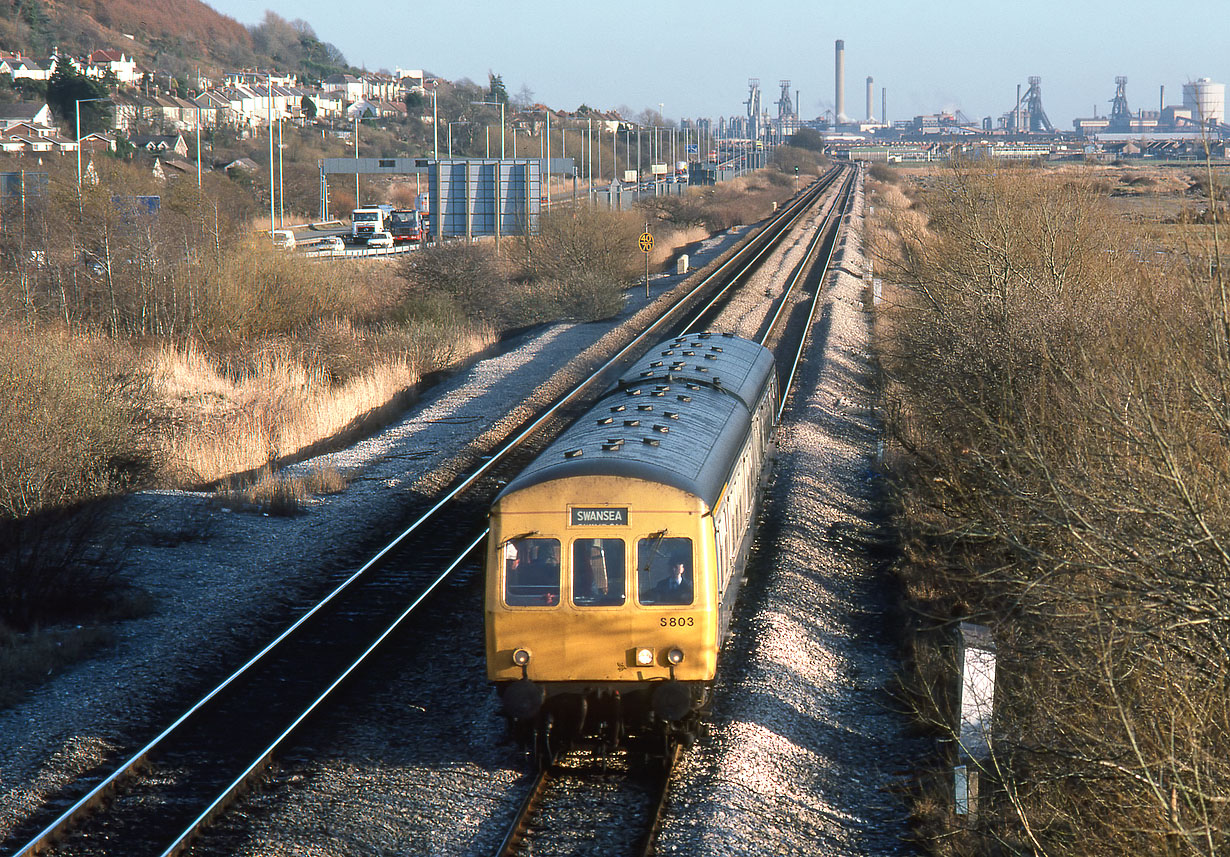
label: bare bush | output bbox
[399,240,510,324]
[0,326,153,519]
[504,207,640,323]
[879,163,1230,854]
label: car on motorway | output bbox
[367,231,393,249]
[314,236,345,252]
[272,229,296,249]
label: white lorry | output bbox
[351,204,395,243]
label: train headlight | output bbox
[512,648,532,667]
[635,647,655,667]
[666,647,685,665]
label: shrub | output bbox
[0,326,152,519]
[398,240,510,325]
[880,163,1230,854]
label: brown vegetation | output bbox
[873,162,1230,854]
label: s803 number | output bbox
[660,616,694,627]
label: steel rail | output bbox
[7,169,846,857]
[156,530,490,856]
[758,168,851,347]
[486,170,854,857]
[673,170,839,333]
[776,167,858,424]
[635,743,681,857]
[493,762,551,857]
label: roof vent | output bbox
[653,424,669,433]
[625,388,641,396]
[602,439,624,451]
[651,390,665,397]
[610,404,625,412]
[678,395,692,402]
[660,349,675,356]
[624,419,640,427]
[684,350,696,356]
[637,404,653,411]
[597,416,613,425]
[650,360,663,368]
[665,411,679,419]
[642,437,661,447]
[565,448,583,458]
[704,353,718,360]
[640,370,655,378]
[711,345,723,352]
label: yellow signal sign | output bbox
[638,231,654,253]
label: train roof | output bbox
[496,333,775,509]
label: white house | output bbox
[87,50,139,85]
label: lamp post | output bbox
[75,96,109,194]
[471,100,505,158]
[268,74,275,237]
[430,80,439,160]
[448,121,469,158]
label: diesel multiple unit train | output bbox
[485,332,778,750]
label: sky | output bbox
[204,0,1230,129]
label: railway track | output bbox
[482,167,858,857]
[2,165,856,857]
[495,746,680,857]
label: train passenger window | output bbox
[571,539,625,606]
[638,537,694,606]
[503,538,561,606]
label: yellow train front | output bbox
[485,333,777,751]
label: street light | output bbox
[471,100,505,158]
[429,80,439,160]
[448,120,470,158]
[75,96,109,194]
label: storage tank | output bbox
[1182,78,1225,125]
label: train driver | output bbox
[650,555,693,605]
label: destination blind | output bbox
[570,507,628,526]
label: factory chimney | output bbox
[1160,84,1165,112]
[882,87,886,124]
[866,76,874,122]
[835,39,846,123]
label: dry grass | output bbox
[213,463,349,515]
[150,328,490,487]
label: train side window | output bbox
[638,537,694,606]
[572,538,626,606]
[503,537,561,606]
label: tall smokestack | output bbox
[866,76,875,122]
[1160,84,1165,112]
[882,87,887,124]
[835,39,846,123]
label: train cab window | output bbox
[638,537,694,606]
[571,539,626,606]
[503,538,561,606]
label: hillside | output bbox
[0,0,354,84]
